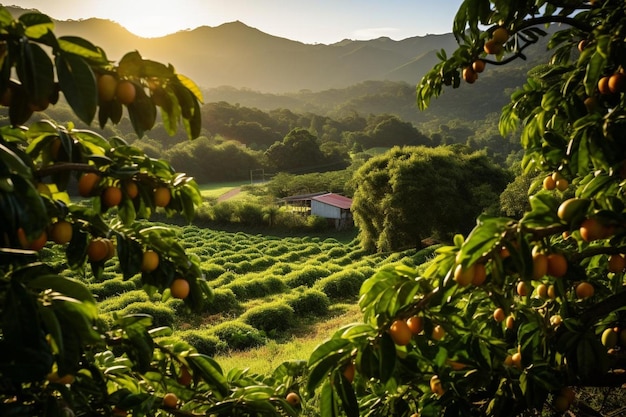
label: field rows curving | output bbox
[53,224,436,357]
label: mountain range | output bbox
[8,6,460,93]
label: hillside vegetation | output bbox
[50,223,437,362]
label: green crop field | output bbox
[49,222,437,374]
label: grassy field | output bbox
[198,180,250,199]
[52,221,434,375]
[214,302,363,374]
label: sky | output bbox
[11,0,465,44]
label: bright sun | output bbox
[91,0,201,38]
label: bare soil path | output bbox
[217,187,242,202]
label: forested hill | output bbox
[8,6,460,92]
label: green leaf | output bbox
[187,353,229,397]
[583,45,607,96]
[308,337,352,367]
[0,6,13,26]
[307,351,348,396]
[378,332,396,383]
[55,52,97,125]
[19,12,54,39]
[320,381,339,417]
[28,275,96,304]
[334,371,359,417]
[57,36,108,63]
[50,295,100,344]
[177,73,203,103]
[127,83,157,137]
[182,93,202,139]
[459,216,511,265]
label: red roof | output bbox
[312,193,352,210]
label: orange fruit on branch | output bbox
[575,281,594,299]
[547,253,567,278]
[125,181,139,199]
[609,72,626,94]
[115,80,136,105]
[154,186,171,207]
[50,220,73,245]
[170,278,190,299]
[493,308,505,323]
[432,324,445,341]
[608,254,626,273]
[472,59,486,73]
[491,27,509,44]
[78,172,100,197]
[102,186,122,208]
[462,67,478,84]
[454,263,475,286]
[406,316,424,335]
[543,175,556,190]
[286,392,301,406]
[532,252,548,280]
[29,230,48,251]
[97,74,117,102]
[342,362,355,383]
[483,39,503,55]
[87,238,109,262]
[141,250,160,273]
[389,319,412,346]
[162,392,178,408]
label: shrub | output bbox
[178,330,226,355]
[208,321,266,351]
[241,302,295,334]
[224,275,286,300]
[203,288,242,315]
[118,302,175,328]
[265,244,290,256]
[90,279,140,300]
[211,201,236,223]
[98,290,150,313]
[249,256,275,271]
[210,271,236,287]
[263,275,287,294]
[287,288,330,317]
[235,202,264,225]
[326,247,348,258]
[270,262,293,275]
[234,260,253,273]
[283,266,332,288]
[307,215,331,231]
[315,270,365,301]
[202,263,226,280]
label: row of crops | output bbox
[45,223,437,356]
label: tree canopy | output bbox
[308,1,626,416]
[351,145,510,252]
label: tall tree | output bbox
[265,127,326,173]
[352,145,510,252]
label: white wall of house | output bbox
[311,200,342,219]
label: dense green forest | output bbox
[2,80,522,186]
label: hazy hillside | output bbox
[7,6,459,93]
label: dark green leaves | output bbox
[56,52,97,125]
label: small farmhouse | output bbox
[280,192,353,230]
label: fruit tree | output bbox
[308,1,626,416]
[0,7,304,417]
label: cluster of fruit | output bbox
[388,315,445,347]
[77,171,171,211]
[462,27,509,84]
[97,74,137,105]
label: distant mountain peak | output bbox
[5,4,458,93]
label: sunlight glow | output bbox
[89,0,205,38]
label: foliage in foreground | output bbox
[308,1,626,416]
[0,7,303,417]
